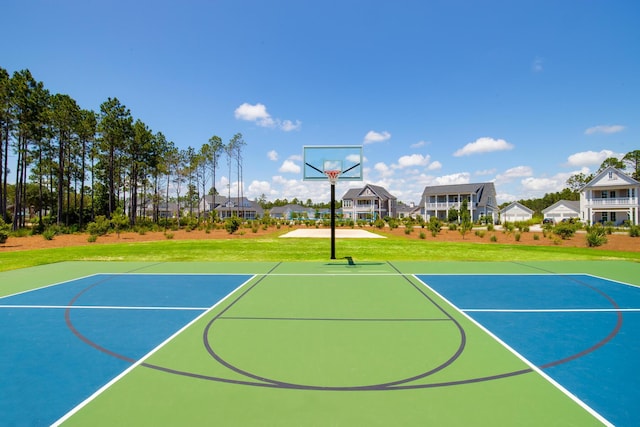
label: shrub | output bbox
[428,217,442,237]
[87,215,111,236]
[374,218,385,229]
[475,230,485,238]
[419,232,426,239]
[553,222,577,240]
[448,223,457,231]
[165,232,174,239]
[586,224,608,247]
[87,234,98,243]
[514,232,521,242]
[404,227,412,235]
[487,223,494,232]
[224,216,242,234]
[490,234,498,242]
[42,228,56,240]
[0,218,10,244]
[533,234,540,241]
[630,225,640,237]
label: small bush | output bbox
[487,223,494,232]
[553,222,577,240]
[586,224,608,247]
[475,230,485,238]
[87,215,111,236]
[514,232,521,242]
[630,225,640,237]
[225,216,242,234]
[490,235,497,242]
[0,218,9,244]
[87,234,98,243]
[419,232,426,239]
[165,232,174,239]
[404,227,412,235]
[374,218,385,229]
[42,228,57,240]
[448,223,457,231]
[533,234,540,241]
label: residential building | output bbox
[270,204,316,220]
[542,200,580,223]
[420,183,498,223]
[580,166,639,225]
[397,202,421,219]
[341,184,397,221]
[200,195,264,220]
[500,201,534,222]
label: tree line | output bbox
[0,67,248,231]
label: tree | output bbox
[597,157,625,173]
[207,135,224,214]
[458,199,473,239]
[97,98,133,218]
[128,120,153,225]
[622,150,640,180]
[566,172,592,192]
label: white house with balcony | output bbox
[341,184,397,221]
[580,166,639,225]
[420,183,498,223]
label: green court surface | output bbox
[3,260,639,426]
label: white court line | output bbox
[0,305,209,311]
[412,274,614,427]
[51,274,257,426]
[463,308,640,313]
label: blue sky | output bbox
[3,0,638,204]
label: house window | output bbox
[601,191,608,199]
[343,200,352,208]
[601,212,608,222]
[610,191,616,198]
[608,171,613,179]
[611,212,617,223]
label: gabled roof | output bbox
[341,184,396,201]
[500,201,534,214]
[420,182,497,207]
[580,166,640,190]
[542,200,580,214]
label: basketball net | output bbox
[324,169,341,185]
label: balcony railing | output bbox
[425,202,464,210]
[586,197,638,206]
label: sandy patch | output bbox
[279,229,385,238]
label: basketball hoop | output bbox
[324,169,341,185]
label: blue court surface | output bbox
[0,274,251,427]
[417,274,640,427]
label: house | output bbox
[420,183,498,223]
[500,202,534,222]
[269,204,316,220]
[542,200,580,223]
[200,195,264,220]
[341,184,397,221]
[396,202,422,219]
[580,166,639,225]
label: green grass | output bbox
[1,233,639,272]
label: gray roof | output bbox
[342,184,396,201]
[542,200,580,214]
[420,183,497,208]
[500,201,534,214]
[269,204,315,214]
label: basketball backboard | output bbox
[303,145,363,181]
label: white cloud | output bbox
[267,150,278,161]
[566,150,620,167]
[475,168,497,176]
[234,102,301,131]
[395,154,431,168]
[532,57,544,73]
[453,137,514,157]
[279,160,301,173]
[364,130,391,144]
[584,125,625,135]
[427,161,442,171]
[374,162,394,177]
[434,172,470,185]
[520,177,562,193]
[247,180,274,196]
[495,166,533,184]
[411,140,428,148]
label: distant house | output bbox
[420,183,498,223]
[341,184,397,221]
[580,166,639,225]
[200,195,264,220]
[396,203,421,219]
[542,200,580,223]
[270,204,316,220]
[500,202,534,222]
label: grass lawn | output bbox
[1,233,639,272]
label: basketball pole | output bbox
[330,181,336,259]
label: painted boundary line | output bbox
[0,305,210,311]
[51,274,257,426]
[412,274,614,427]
